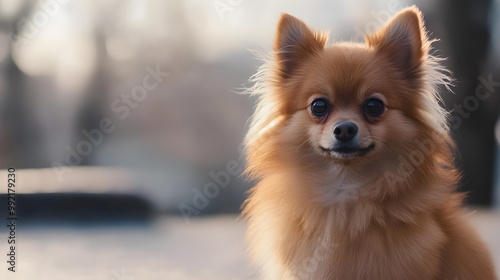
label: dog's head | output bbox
[245,7,453,199]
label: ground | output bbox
[0,210,498,279]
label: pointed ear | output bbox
[366,7,426,79]
[274,14,328,79]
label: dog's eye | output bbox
[310,98,330,117]
[364,98,385,117]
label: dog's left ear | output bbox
[366,6,426,78]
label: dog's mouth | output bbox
[319,143,375,159]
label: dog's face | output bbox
[300,46,407,162]
[271,10,437,167]
[291,45,425,165]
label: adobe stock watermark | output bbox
[294,211,338,279]
[213,0,244,21]
[352,0,405,42]
[109,268,135,280]
[9,0,70,51]
[383,135,438,186]
[51,65,169,181]
[450,74,500,130]
[384,74,500,185]
[178,145,245,223]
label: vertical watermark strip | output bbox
[6,167,17,272]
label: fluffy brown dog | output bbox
[242,6,496,280]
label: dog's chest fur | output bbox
[253,201,446,280]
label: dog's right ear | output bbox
[274,14,327,79]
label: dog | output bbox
[242,6,496,280]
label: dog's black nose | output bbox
[333,122,358,141]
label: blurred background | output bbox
[0,0,499,279]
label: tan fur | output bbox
[242,6,496,280]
